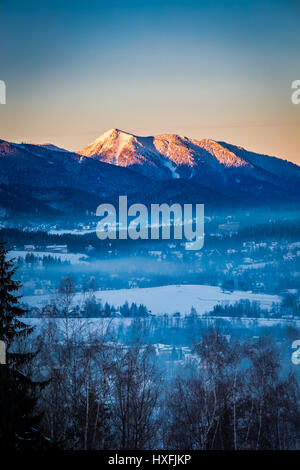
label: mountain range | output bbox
[0,129,299,221]
[78,129,300,199]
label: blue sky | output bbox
[1,0,299,163]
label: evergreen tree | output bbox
[0,243,48,449]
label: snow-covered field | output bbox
[22,284,281,316]
[48,229,96,235]
[8,250,88,264]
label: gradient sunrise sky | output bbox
[1,0,300,164]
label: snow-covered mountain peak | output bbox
[78,128,139,165]
[77,129,300,195]
[79,130,251,169]
[195,138,250,168]
[1,131,300,210]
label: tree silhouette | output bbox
[0,243,48,449]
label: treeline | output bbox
[114,311,300,348]
[29,296,150,319]
[0,228,180,255]
[2,242,300,451]
[208,295,300,319]
[18,253,71,266]
[0,227,94,253]
[234,219,300,241]
[28,323,300,450]
[163,331,300,450]
[209,299,269,318]
[28,290,300,322]
[33,325,160,450]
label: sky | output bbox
[0,0,300,164]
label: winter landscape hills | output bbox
[78,129,300,199]
[0,129,299,221]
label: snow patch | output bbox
[164,160,180,179]
[22,284,280,315]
